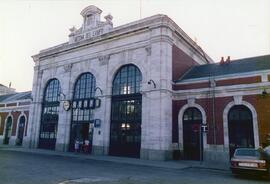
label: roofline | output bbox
[175,68,270,85]
[175,54,270,83]
[32,14,213,63]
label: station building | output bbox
[0,91,31,146]
[4,5,267,163]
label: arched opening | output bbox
[16,116,26,146]
[183,107,203,160]
[3,116,12,145]
[39,79,61,150]
[109,64,142,158]
[69,72,96,153]
[228,105,254,157]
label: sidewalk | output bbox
[0,145,229,171]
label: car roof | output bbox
[235,148,256,151]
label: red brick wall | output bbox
[172,96,236,145]
[172,44,199,81]
[173,82,210,90]
[196,97,232,145]
[11,111,21,136]
[6,103,17,107]
[243,95,270,146]
[0,111,29,137]
[216,76,261,86]
[0,112,8,135]
[172,95,270,146]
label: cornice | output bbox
[32,14,211,64]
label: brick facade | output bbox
[172,44,199,81]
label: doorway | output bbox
[70,123,93,153]
[183,108,203,160]
[16,116,26,146]
[3,116,12,145]
[228,105,254,157]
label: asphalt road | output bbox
[0,150,269,184]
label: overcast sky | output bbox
[0,0,269,92]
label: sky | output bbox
[0,0,269,92]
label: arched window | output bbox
[39,79,61,150]
[110,64,142,158]
[72,73,96,121]
[69,73,96,152]
[112,64,142,95]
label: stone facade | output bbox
[24,5,210,160]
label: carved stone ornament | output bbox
[64,64,73,72]
[98,55,110,65]
[145,46,151,56]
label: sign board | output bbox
[201,124,208,133]
[94,119,101,128]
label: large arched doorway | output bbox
[3,116,12,145]
[183,107,203,160]
[69,73,96,153]
[109,64,142,158]
[16,116,26,146]
[39,79,61,150]
[228,105,254,157]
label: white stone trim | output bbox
[173,82,270,100]
[178,103,208,151]
[223,100,260,151]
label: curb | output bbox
[0,146,229,171]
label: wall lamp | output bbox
[262,89,268,96]
[95,87,103,96]
[147,79,156,88]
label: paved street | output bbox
[0,149,269,184]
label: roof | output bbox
[177,55,270,82]
[0,91,32,103]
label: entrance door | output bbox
[228,105,254,157]
[183,108,203,160]
[16,116,25,146]
[70,123,93,153]
[110,97,141,158]
[3,117,12,145]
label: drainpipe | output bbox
[210,77,217,146]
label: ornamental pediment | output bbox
[68,5,113,44]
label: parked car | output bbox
[230,148,270,177]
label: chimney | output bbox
[225,56,230,63]
[220,57,225,65]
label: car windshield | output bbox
[265,147,270,154]
[235,149,260,157]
